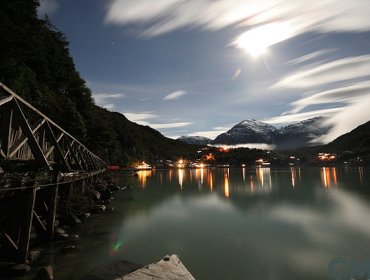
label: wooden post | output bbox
[18,187,37,263]
[46,173,60,240]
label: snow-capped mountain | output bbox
[275,117,330,149]
[177,136,213,145]
[212,117,330,148]
[213,119,277,145]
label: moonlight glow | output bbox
[235,22,293,58]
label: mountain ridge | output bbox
[177,136,213,145]
[183,117,330,149]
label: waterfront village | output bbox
[108,146,366,172]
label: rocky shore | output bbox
[0,173,132,279]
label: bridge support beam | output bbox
[46,181,59,240]
[17,187,37,264]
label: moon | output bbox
[235,22,292,58]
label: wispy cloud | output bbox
[266,79,370,142]
[38,0,59,17]
[315,95,370,143]
[122,111,191,129]
[164,90,187,100]
[103,104,116,110]
[272,55,370,89]
[123,112,158,122]
[189,129,228,140]
[232,68,242,80]
[289,82,370,114]
[149,122,191,129]
[135,120,192,129]
[105,0,370,41]
[286,49,337,65]
[93,93,126,110]
[264,108,343,125]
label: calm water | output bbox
[28,167,370,280]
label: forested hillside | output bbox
[325,120,370,154]
[0,0,197,165]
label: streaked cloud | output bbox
[289,82,370,114]
[315,95,370,143]
[38,0,59,16]
[286,49,337,65]
[264,108,343,125]
[189,129,227,140]
[105,0,370,43]
[164,90,187,100]
[149,122,191,129]
[123,112,158,122]
[93,93,126,109]
[272,55,370,89]
[123,111,191,129]
[102,104,115,110]
[232,68,242,80]
[266,79,370,142]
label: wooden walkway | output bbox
[0,83,107,264]
[121,255,195,280]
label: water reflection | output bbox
[255,167,272,189]
[136,170,152,188]
[320,167,338,188]
[224,171,230,198]
[42,167,370,280]
[138,167,366,197]
[250,176,254,193]
[290,167,301,188]
[178,168,184,190]
[168,169,173,182]
[118,167,370,280]
[290,167,297,188]
[359,167,364,185]
[208,172,213,192]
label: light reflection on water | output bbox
[29,167,370,280]
[116,167,370,280]
[136,170,152,188]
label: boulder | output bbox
[33,265,53,280]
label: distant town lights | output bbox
[318,153,337,161]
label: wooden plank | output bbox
[75,145,89,170]
[67,141,84,170]
[56,132,64,143]
[0,148,6,158]
[0,95,14,106]
[9,118,46,158]
[45,121,71,171]
[18,188,37,263]
[1,105,13,157]
[121,255,195,280]
[12,100,52,170]
[85,152,96,171]
[46,174,59,240]
[33,210,46,232]
[0,225,18,250]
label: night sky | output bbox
[39,0,370,142]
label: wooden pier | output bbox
[121,255,195,280]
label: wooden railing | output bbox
[0,83,108,264]
[0,82,106,172]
